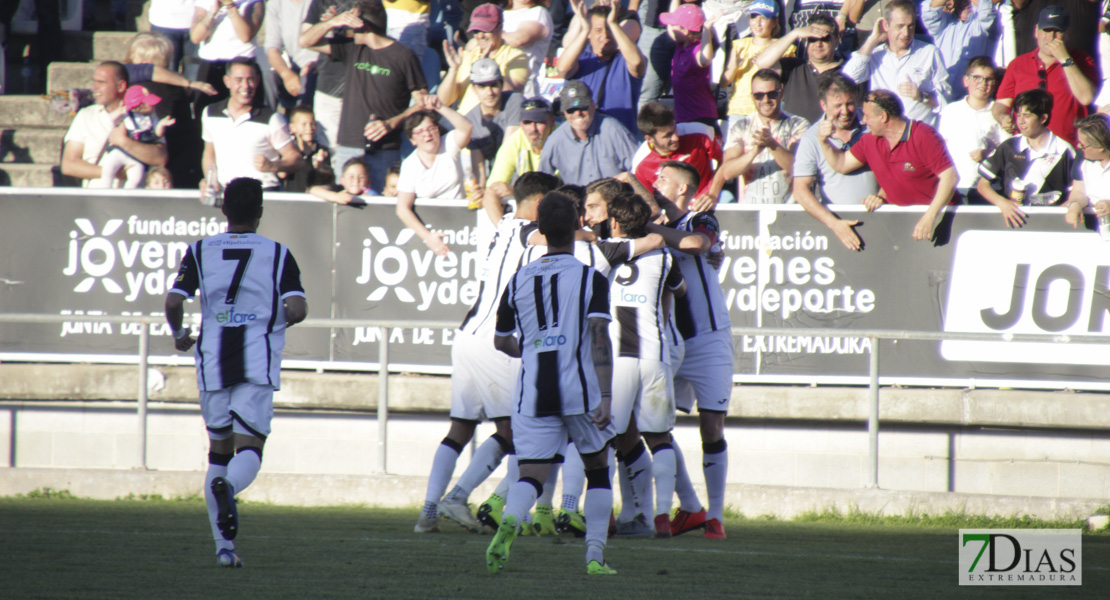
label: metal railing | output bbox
[3,312,1110,486]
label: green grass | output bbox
[1,496,1106,599]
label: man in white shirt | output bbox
[201,58,305,191]
[842,0,952,126]
[61,61,168,188]
[938,56,1006,200]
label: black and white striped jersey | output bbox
[170,232,305,391]
[607,246,684,362]
[459,216,538,337]
[522,238,631,277]
[669,211,731,339]
[495,253,611,418]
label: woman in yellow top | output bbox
[722,0,793,131]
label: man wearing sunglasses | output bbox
[484,98,557,214]
[539,80,640,186]
[992,5,1097,147]
[753,15,844,124]
[842,0,951,127]
[711,69,810,204]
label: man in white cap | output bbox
[464,58,525,183]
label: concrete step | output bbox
[0,127,67,164]
[0,163,63,187]
[8,31,136,64]
[47,62,95,93]
[0,96,77,128]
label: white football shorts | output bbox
[674,328,734,413]
[450,328,518,420]
[612,356,676,434]
[513,412,615,461]
[200,382,274,438]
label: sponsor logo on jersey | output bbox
[215,307,258,325]
[532,334,568,348]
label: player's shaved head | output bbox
[223,177,264,225]
[514,171,561,205]
[537,191,578,247]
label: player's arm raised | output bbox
[645,222,712,255]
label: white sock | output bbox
[538,462,560,506]
[561,444,585,512]
[651,445,677,517]
[493,455,516,498]
[703,440,729,521]
[625,445,653,519]
[423,440,462,511]
[450,435,509,500]
[204,461,231,551]
[672,439,703,512]
[583,468,612,565]
[616,455,634,521]
[226,448,262,496]
[503,478,540,526]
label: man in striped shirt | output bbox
[165,177,307,568]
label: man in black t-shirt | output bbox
[301,0,355,154]
[302,0,429,193]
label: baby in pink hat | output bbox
[98,85,176,189]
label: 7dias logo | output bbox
[942,231,1110,365]
[959,529,1081,586]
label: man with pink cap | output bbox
[438,3,530,115]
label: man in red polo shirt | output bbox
[991,5,1098,147]
[631,102,721,202]
[818,89,957,241]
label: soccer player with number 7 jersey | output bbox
[165,178,308,568]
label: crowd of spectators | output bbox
[54,0,1110,245]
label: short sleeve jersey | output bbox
[170,232,305,391]
[495,252,611,417]
[669,211,731,339]
[607,246,684,363]
[849,120,956,206]
[459,216,539,337]
[396,129,466,200]
[978,133,1076,205]
[631,123,722,198]
[724,112,811,203]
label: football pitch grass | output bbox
[2,495,1106,599]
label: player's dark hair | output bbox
[223,178,264,224]
[585,178,631,204]
[660,160,700,191]
[965,55,996,77]
[514,171,561,204]
[537,191,578,247]
[288,104,315,122]
[99,60,129,85]
[556,184,587,214]
[1014,88,1054,126]
[864,89,904,119]
[817,71,858,101]
[808,14,839,36]
[607,192,651,238]
[227,57,261,78]
[751,68,782,87]
[403,111,441,140]
[637,102,675,137]
[353,0,388,35]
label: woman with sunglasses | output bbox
[395,95,474,257]
[1065,114,1110,230]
